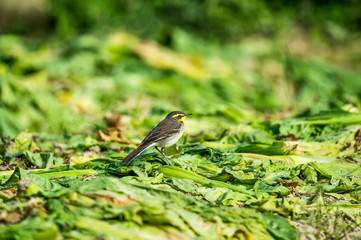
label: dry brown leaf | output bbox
[1,188,17,197]
[0,210,24,224]
[96,113,129,144]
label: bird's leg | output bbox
[155,146,173,166]
[161,148,173,166]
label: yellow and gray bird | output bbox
[122,111,192,165]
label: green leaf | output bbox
[159,166,254,196]
[15,132,33,151]
[262,212,300,240]
[254,181,290,197]
[1,167,71,197]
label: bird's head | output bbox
[167,111,192,123]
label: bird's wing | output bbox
[141,119,180,145]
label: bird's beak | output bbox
[179,113,191,122]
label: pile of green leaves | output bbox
[1,30,361,137]
[1,111,360,239]
[1,7,361,239]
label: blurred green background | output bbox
[1,0,361,137]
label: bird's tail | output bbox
[122,143,154,164]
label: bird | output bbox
[122,111,192,165]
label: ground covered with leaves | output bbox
[1,10,361,238]
[1,110,361,239]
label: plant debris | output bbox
[1,110,361,239]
